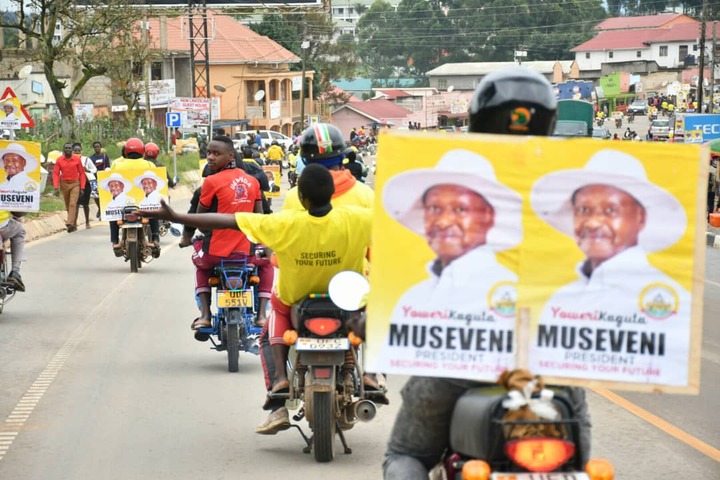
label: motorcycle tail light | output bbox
[461,460,490,480]
[304,317,341,336]
[124,213,139,222]
[504,438,575,472]
[208,277,220,287]
[313,367,332,379]
[585,458,614,480]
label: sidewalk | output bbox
[22,183,195,244]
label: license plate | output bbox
[491,474,589,480]
[217,290,254,308]
[295,337,350,351]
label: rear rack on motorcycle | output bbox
[218,255,253,291]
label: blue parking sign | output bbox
[166,112,181,128]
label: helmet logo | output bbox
[314,124,334,154]
[509,107,532,132]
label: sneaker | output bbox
[7,271,25,292]
[255,407,290,435]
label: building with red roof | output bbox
[331,98,414,139]
[572,13,709,76]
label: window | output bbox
[585,52,590,59]
[151,62,162,81]
[679,45,688,61]
[659,46,668,56]
[609,51,614,58]
[438,79,447,90]
[694,44,698,51]
[337,7,344,14]
[637,51,642,58]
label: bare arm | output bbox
[140,199,239,231]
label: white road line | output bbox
[0,274,134,464]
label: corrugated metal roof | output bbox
[426,61,571,77]
[595,13,690,31]
[333,98,412,121]
[572,21,708,52]
[148,13,299,64]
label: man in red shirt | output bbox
[191,136,263,330]
[52,142,86,232]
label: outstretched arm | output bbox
[140,199,239,231]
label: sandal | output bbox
[271,379,290,393]
[191,317,212,330]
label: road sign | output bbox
[0,87,34,128]
[166,112,182,128]
[179,127,205,134]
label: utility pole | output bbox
[711,21,717,114]
[143,15,152,129]
[698,0,707,111]
[299,40,310,132]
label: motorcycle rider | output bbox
[144,142,176,188]
[109,138,160,255]
[383,67,592,479]
[139,163,373,435]
[256,123,379,415]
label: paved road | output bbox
[0,159,718,479]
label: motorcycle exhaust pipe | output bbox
[352,399,377,422]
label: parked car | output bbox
[628,100,649,115]
[650,118,672,140]
[592,126,611,139]
[241,130,293,150]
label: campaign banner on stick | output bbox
[0,140,42,211]
[365,132,704,394]
[263,164,281,198]
[97,167,168,221]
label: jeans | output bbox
[383,376,592,479]
[0,218,25,273]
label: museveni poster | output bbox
[365,132,704,394]
[97,167,169,221]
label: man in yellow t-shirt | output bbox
[140,163,372,434]
[265,141,284,168]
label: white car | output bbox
[241,130,294,150]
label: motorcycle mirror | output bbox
[328,271,370,311]
[169,223,183,237]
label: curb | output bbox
[22,183,195,244]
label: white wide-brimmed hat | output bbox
[531,149,687,253]
[100,172,131,192]
[1,101,17,115]
[383,149,523,251]
[0,143,38,171]
[133,170,165,191]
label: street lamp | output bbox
[299,41,310,132]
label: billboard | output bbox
[683,114,720,141]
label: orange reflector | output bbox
[249,275,260,285]
[505,438,575,472]
[283,330,298,346]
[208,277,220,287]
[117,220,123,226]
[461,459,490,480]
[141,217,149,224]
[348,331,363,347]
[585,458,614,480]
[304,317,341,336]
[313,367,332,379]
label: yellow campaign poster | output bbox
[366,132,704,393]
[0,140,42,212]
[97,167,169,221]
[263,164,281,197]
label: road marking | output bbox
[0,274,134,464]
[593,387,720,462]
[703,279,720,288]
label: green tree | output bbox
[0,0,144,137]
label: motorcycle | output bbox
[269,271,383,463]
[438,383,613,480]
[193,247,264,372]
[0,235,17,314]
[117,206,159,273]
[158,219,172,237]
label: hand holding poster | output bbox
[0,140,42,212]
[366,132,704,393]
[97,167,168,221]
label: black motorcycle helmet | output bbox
[299,123,346,166]
[469,67,557,136]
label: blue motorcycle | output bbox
[195,253,263,372]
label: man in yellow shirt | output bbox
[265,141,284,169]
[141,163,372,434]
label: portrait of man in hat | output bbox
[378,149,522,378]
[101,172,134,212]
[133,170,166,209]
[0,142,40,192]
[529,149,691,385]
[0,101,19,122]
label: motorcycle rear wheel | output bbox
[225,310,240,373]
[313,390,335,462]
[129,242,139,273]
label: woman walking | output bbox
[52,142,86,232]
